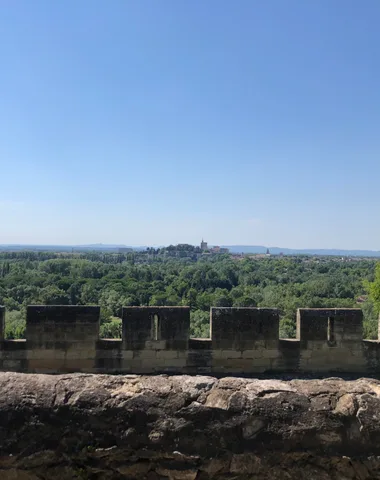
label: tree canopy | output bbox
[0,249,377,339]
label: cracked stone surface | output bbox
[1,373,380,478]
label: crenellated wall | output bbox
[0,305,379,375]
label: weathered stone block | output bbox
[241,349,263,359]
[156,350,179,359]
[221,350,243,359]
[28,359,65,372]
[140,360,159,371]
[1,339,27,351]
[163,359,187,368]
[300,350,312,359]
[210,349,224,359]
[2,360,24,370]
[65,349,96,360]
[1,348,27,360]
[27,349,66,360]
[63,359,95,371]
[122,350,134,360]
[127,359,143,369]
[212,358,270,370]
[228,360,256,370]
[261,349,280,359]
[252,359,272,368]
[212,359,238,368]
[252,340,266,349]
[264,340,280,349]
[145,340,167,350]
[95,350,123,360]
[134,349,157,359]
[119,358,134,369]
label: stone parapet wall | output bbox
[3,373,380,479]
[0,305,379,374]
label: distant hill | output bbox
[0,244,150,253]
[0,244,136,252]
[224,245,380,257]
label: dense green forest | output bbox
[0,246,379,340]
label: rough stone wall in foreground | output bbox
[2,373,380,479]
[0,305,380,374]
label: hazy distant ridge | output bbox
[224,245,380,257]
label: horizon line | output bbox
[0,243,379,253]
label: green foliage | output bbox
[190,310,210,338]
[38,285,70,305]
[363,263,380,338]
[4,310,25,339]
[0,250,376,339]
[99,317,122,338]
[362,300,378,339]
[365,263,380,313]
[279,317,297,339]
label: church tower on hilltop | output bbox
[201,239,208,251]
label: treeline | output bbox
[0,250,379,339]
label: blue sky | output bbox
[1,0,380,249]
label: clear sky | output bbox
[1,0,379,249]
